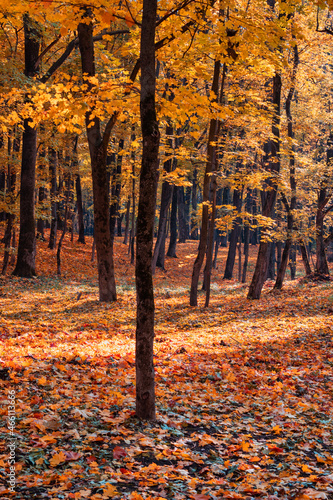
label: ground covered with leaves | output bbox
[0,236,333,499]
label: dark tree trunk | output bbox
[190,168,198,240]
[247,73,282,299]
[241,189,252,283]
[167,184,178,257]
[220,186,230,247]
[13,15,41,277]
[178,186,187,243]
[129,131,136,265]
[78,16,117,302]
[289,244,296,279]
[274,43,298,290]
[204,174,217,307]
[267,242,276,279]
[223,188,242,279]
[76,173,85,244]
[48,147,58,249]
[123,196,131,245]
[300,240,312,275]
[110,139,123,242]
[184,186,191,240]
[135,0,159,421]
[190,59,221,306]
[57,178,70,275]
[152,124,174,273]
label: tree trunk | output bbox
[76,173,85,244]
[13,14,40,277]
[123,196,131,245]
[247,73,282,299]
[48,147,58,249]
[152,124,174,273]
[223,187,242,279]
[57,178,70,275]
[135,0,159,420]
[167,185,178,257]
[78,16,117,302]
[300,240,312,275]
[190,59,221,306]
[190,168,198,240]
[177,186,187,243]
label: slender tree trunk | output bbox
[204,174,217,307]
[274,43,298,289]
[76,173,85,244]
[190,59,221,306]
[48,147,58,249]
[78,15,116,302]
[135,0,159,420]
[300,240,312,275]
[167,185,178,257]
[123,196,131,245]
[247,73,282,299]
[152,124,174,273]
[178,186,187,243]
[13,15,40,277]
[190,168,198,240]
[224,187,242,279]
[57,178,70,275]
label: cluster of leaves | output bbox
[0,234,332,499]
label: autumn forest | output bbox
[0,0,333,499]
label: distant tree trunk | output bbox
[220,186,230,247]
[190,168,198,240]
[185,186,191,240]
[190,59,221,306]
[289,244,296,279]
[204,173,217,307]
[267,242,276,280]
[123,196,131,245]
[274,42,298,290]
[178,186,187,243]
[224,187,242,279]
[78,15,117,302]
[247,73,282,299]
[2,130,19,274]
[167,185,178,257]
[76,173,85,244]
[242,189,252,283]
[152,124,174,273]
[300,240,312,275]
[135,0,159,420]
[129,133,136,265]
[48,147,58,249]
[110,138,123,242]
[13,14,41,278]
[57,179,70,275]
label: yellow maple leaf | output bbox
[49,451,66,467]
[103,483,118,497]
[241,441,250,452]
[302,464,313,474]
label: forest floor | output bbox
[0,234,333,500]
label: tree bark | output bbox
[247,73,282,299]
[167,184,178,257]
[78,15,117,302]
[13,14,41,277]
[152,124,174,273]
[48,147,58,249]
[135,0,159,421]
[223,187,242,279]
[190,59,221,306]
[76,173,85,244]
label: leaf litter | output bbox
[0,235,332,499]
